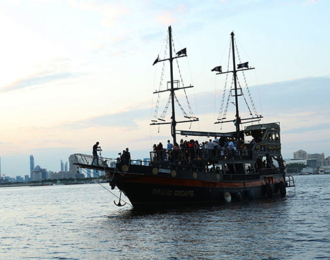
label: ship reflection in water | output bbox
[1,175,329,259]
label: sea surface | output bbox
[1,175,330,260]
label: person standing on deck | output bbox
[92,142,100,166]
[167,140,172,160]
[124,148,131,165]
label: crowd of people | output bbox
[152,137,251,162]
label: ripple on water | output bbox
[1,177,330,259]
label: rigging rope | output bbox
[174,92,188,117]
[237,78,253,116]
[234,39,259,117]
[153,34,169,120]
[172,38,194,117]
[159,94,171,119]
[220,75,234,129]
[218,42,232,120]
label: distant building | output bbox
[24,175,30,182]
[93,169,99,178]
[308,153,325,166]
[87,169,91,178]
[69,154,79,176]
[16,176,24,182]
[325,156,330,167]
[307,160,322,169]
[0,155,1,174]
[65,162,68,172]
[30,155,35,179]
[31,165,48,181]
[75,172,85,179]
[61,160,64,172]
[293,150,308,160]
[5,176,14,182]
[284,159,307,165]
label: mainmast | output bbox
[213,31,262,137]
[168,26,177,144]
[231,32,240,135]
[151,26,199,145]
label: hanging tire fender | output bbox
[248,189,254,200]
[265,183,273,198]
[278,181,286,197]
[235,191,242,201]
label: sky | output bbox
[0,0,329,177]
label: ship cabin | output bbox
[146,122,285,180]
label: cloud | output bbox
[60,107,150,130]
[100,5,127,28]
[0,72,77,93]
[68,0,128,28]
[192,76,330,132]
[156,11,178,25]
[282,122,330,134]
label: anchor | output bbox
[114,191,127,207]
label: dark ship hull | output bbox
[109,161,287,209]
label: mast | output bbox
[150,26,199,144]
[213,32,261,133]
[231,32,240,136]
[169,26,177,145]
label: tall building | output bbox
[30,155,35,179]
[61,160,64,172]
[293,150,307,160]
[68,154,78,177]
[31,165,48,181]
[65,162,68,172]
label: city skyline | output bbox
[0,0,329,177]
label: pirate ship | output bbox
[74,26,294,209]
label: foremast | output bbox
[151,26,198,145]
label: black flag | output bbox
[211,66,222,73]
[152,55,159,66]
[237,62,249,69]
[176,48,187,56]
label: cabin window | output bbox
[245,163,254,174]
[224,163,234,174]
[251,130,264,142]
[275,132,280,142]
[272,133,276,141]
[235,163,245,174]
[267,132,273,141]
[244,131,253,143]
[215,164,222,173]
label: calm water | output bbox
[1,175,330,260]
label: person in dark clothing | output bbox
[92,142,100,165]
[219,136,226,148]
[124,148,131,164]
[120,150,126,162]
